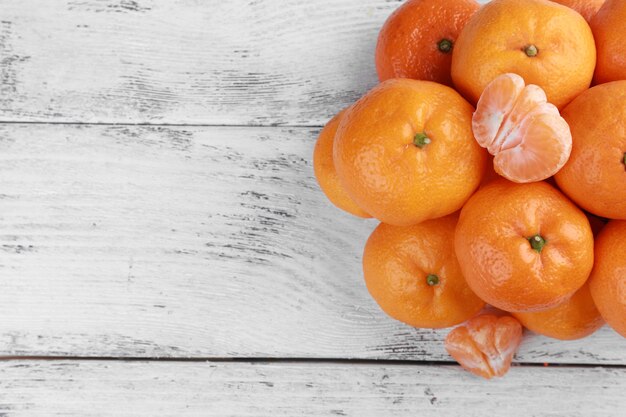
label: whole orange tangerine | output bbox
[363,215,485,328]
[375,0,480,86]
[451,0,596,109]
[455,179,594,312]
[334,79,485,226]
[555,81,626,220]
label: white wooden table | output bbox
[0,1,624,415]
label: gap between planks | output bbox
[0,120,325,128]
[0,356,624,369]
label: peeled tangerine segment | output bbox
[472,73,525,151]
[472,73,572,183]
[445,315,523,380]
[495,106,572,182]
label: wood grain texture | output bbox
[1,123,624,363]
[0,360,624,416]
[0,0,388,125]
[0,0,490,126]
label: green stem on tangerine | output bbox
[414,132,431,148]
[438,39,453,53]
[623,152,626,167]
[524,44,538,57]
[528,234,546,253]
[426,274,440,286]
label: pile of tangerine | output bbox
[313,0,625,379]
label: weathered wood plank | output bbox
[0,123,623,362]
[0,0,389,125]
[0,360,623,416]
[0,124,626,364]
[0,0,488,126]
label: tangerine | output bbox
[363,215,484,328]
[455,180,594,312]
[313,110,371,218]
[590,0,626,84]
[451,0,596,109]
[445,314,523,379]
[555,81,626,220]
[334,79,485,226]
[589,220,626,338]
[472,73,572,183]
[513,283,604,340]
[375,0,480,85]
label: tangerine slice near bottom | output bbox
[445,314,523,379]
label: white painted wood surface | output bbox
[0,0,388,125]
[1,124,624,364]
[0,360,623,416]
[0,0,490,126]
[0,0,623,410]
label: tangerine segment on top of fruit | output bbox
[333,78,486,227]
[554,81,626,220]
[451,0,596,110]
[591,0,626,84]
[375,0,480,86]
[472,73,572,183]
[589,220,626,338]
[512,283,604,341]
[363,215,485,329]
[445,314,523,379]
[313,109,371,218]
[455,179,594,313]
[551,0,605,23]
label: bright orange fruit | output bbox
[455,179,594,312]
[334,79,486,226]
[363,215,485,328]
[589,220,626,338]
[590,0,626,84]
[551,0,605,22]
[445,314,523,379]
[554,81,626,220]
[472,73,572,183]
[513,283,604,340]
[313,110,371,218]
[375,0,480,86]
[451,0,596,109]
